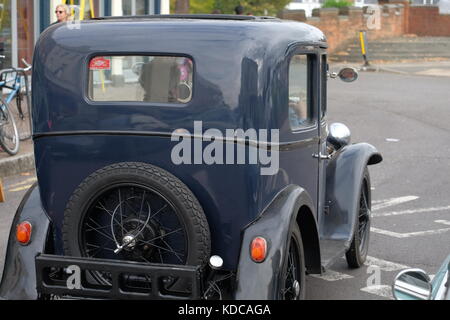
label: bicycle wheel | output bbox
[0,99,19,155]
[13,84,32,141]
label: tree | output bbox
[175,0,190,13]
[212,0,292,16]
[171,0,291,16]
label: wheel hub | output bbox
[118,218,159,258]
[121,234,137,251]
[293,280,300,299]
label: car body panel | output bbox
[0,184,50,300]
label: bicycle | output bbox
[0,58,32,156]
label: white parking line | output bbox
[360,285,394,300]
[310,269,354,282]
[371,226,450,238]
[7,177,37,189]
[374,205,450,217]
[365,256,408,272]
[435,220,450,226]
[372,196,419,211]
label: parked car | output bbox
[393,255,450,300]
[0,14,382,300]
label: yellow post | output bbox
[359,31,366,56]
[89,0,95,18]
[79,0,86,21]
[359,31,370,67]
[0,179,5,202]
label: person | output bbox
[234,5,244,15]
[54,4,70,23]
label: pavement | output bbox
[331,36,450,64]
[331,60,450,78]
[0,139,34,179]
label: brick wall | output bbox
[279,5,405,53]
[279,2,450,53]
[408,6,450,36]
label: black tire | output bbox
[0,99,19,155]
[279,223,306,300]
[13,88,32,141]
[346,167,371,268]
[63,162,211,277]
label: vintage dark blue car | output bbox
[0,14,382,300]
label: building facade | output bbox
[0,0,170,69]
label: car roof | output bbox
[93,14,281,22]
[45,14,327,50]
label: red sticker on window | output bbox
[90,57,111,70]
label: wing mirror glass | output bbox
[393,269,432,300]
[329,67,359,83]
[327,123,351,150]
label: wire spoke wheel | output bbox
[346,167,371,268]
[279,224,305,300]
[63,162,211,289]
[358,183,371,256]
[79,185,188,284]
[0,100,19,155]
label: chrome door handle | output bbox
[312,153,331,160]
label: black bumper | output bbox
[36,254,202,300]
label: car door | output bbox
[281,47,320,217]
[317,52,329,221]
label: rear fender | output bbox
[234,185,319,300]
[0,184,51,300]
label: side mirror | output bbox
[327,123,351,150]
[393,269,432,300]
[338,67,358,82]
[329,67,359,83]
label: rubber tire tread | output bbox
[62,162,211,267]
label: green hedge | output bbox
[322,0,354,9]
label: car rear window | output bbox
[88,55,194,104]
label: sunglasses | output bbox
[55,10,65,14]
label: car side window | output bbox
[288,55,312,130]
[321,55,327,120]
[88,55,193,104]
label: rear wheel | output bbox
[0,99,19,155]
[63,162,211,287]
[346,167,371,268]
[279,224,306,300]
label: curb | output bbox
[0,152,35,179]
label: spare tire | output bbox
[63,162,211,279]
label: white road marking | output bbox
[374,205,450,217]
[435,220,450,226]
[9,185,33,192]
[372,196,419,211]
[365,256,409,272]
[371,226,450,238]
[360,285,394,299]
[310,270,354,281]
[385,138,400,142]
[7,177,37,189]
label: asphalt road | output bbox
[1,69,449,300]
[306,68,450,299]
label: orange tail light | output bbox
[250,237,267,263]
[16,221,32,245]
